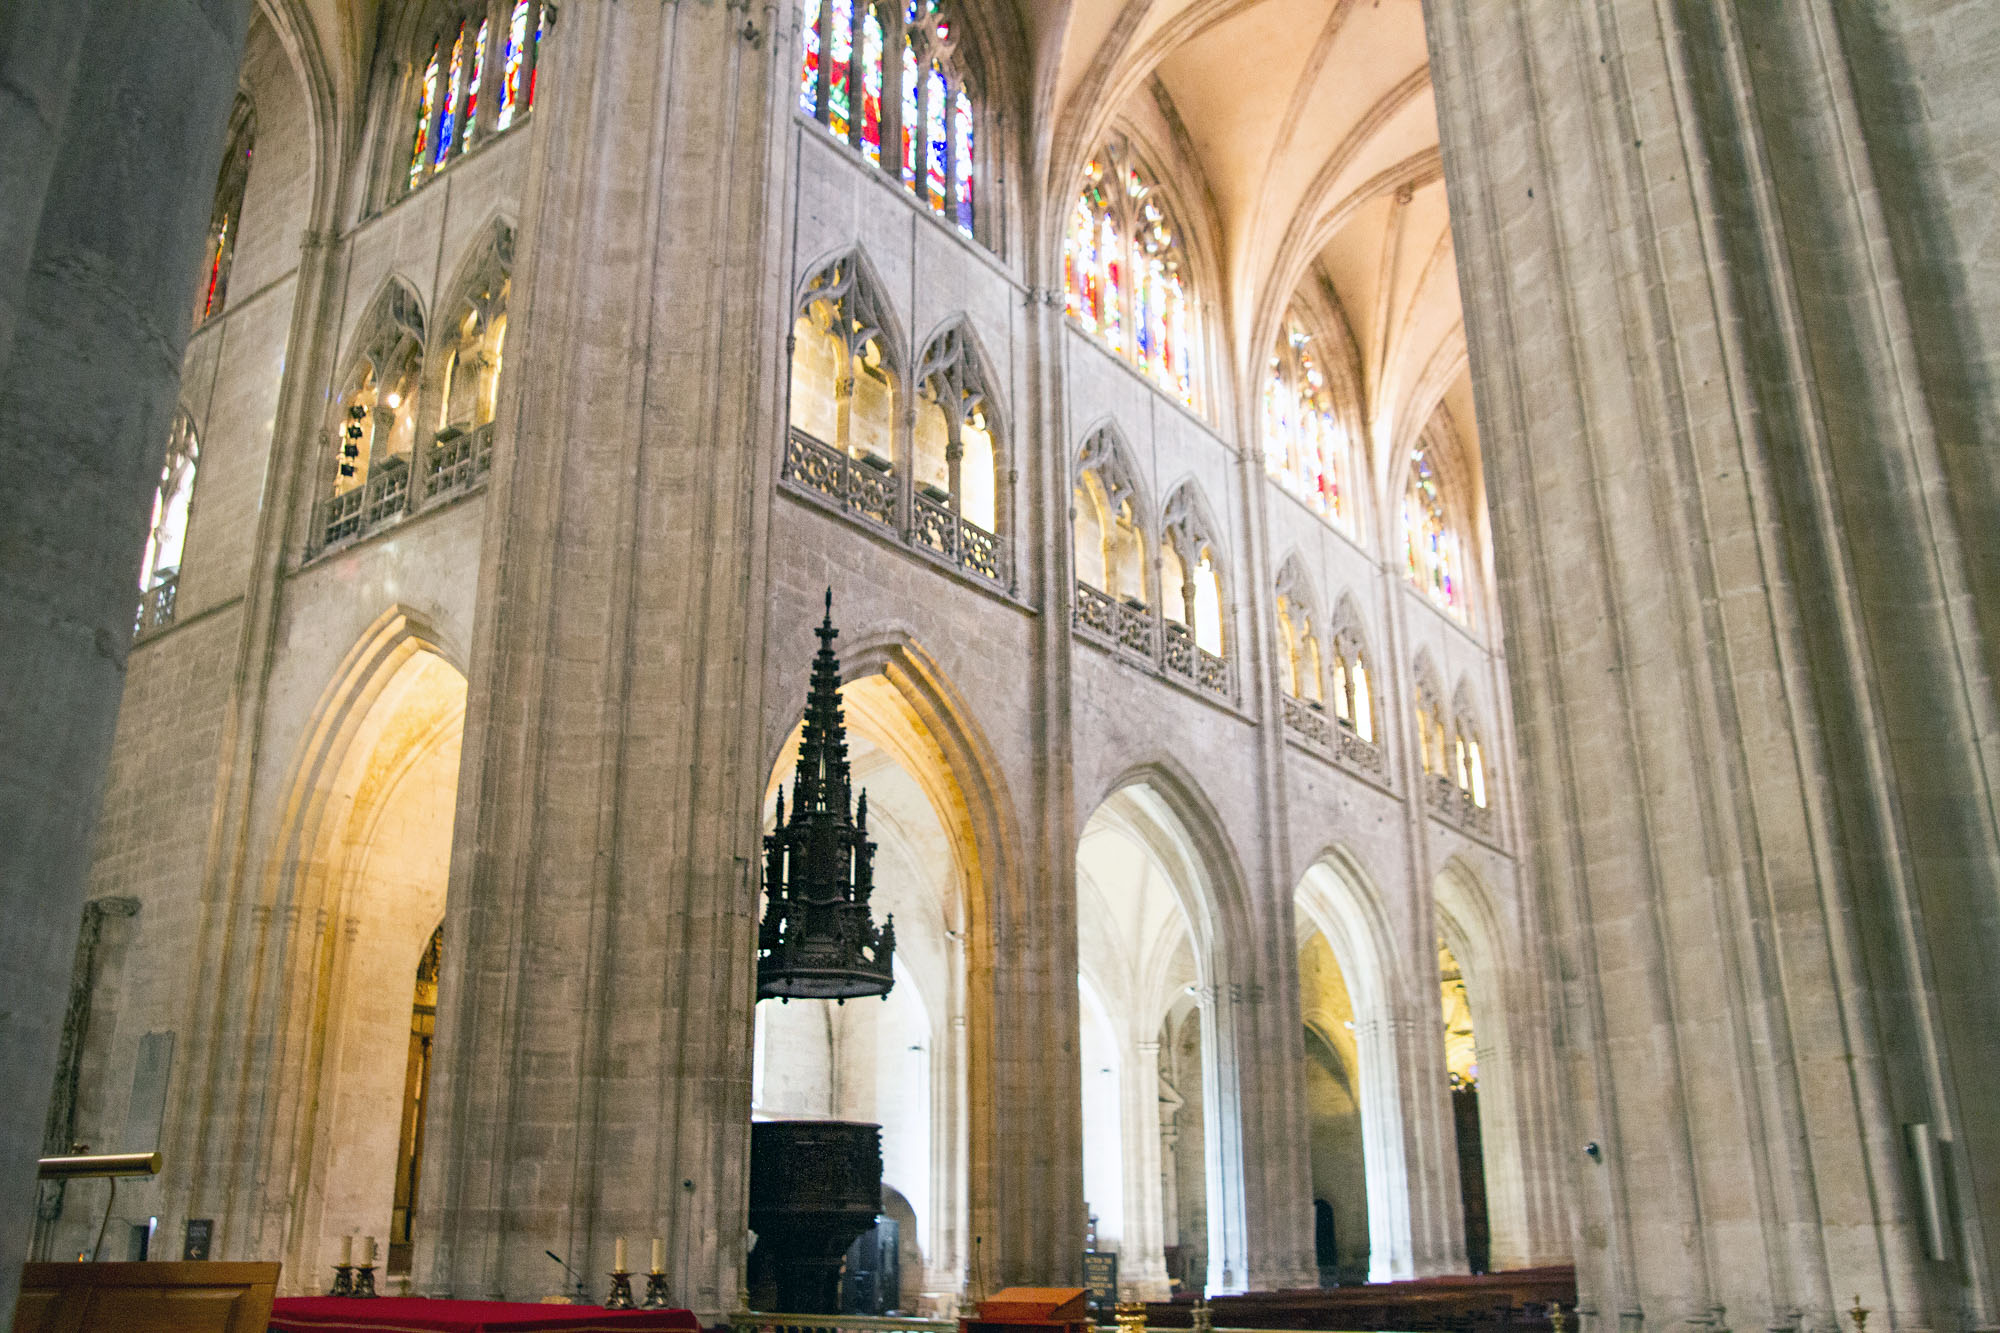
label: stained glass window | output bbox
[500,1,531,129]
[405,5,542,197]
[194,101,253,327]
[828,0,853,138]
[1063,145,1199,407]
[436,25,465,163]
[1263,316,1352,531]
[410,45,440,188]
[860,6,884,164]
[140,414,200,593]
[796,0,978,239]
[1404,446,1463,620]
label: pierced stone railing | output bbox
[911,492,1004,583]
[427,421,495,499]
[1425,770,1495,837]
[783,428,896,529]
[1074,585,1230,700]
[134,573,178,638]
[1282,694,1333,749]
[1338,726,1386,777]
[316,454,408,551]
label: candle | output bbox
[339,1235,352,1266]
[651,1237,665,1275]
[614,1236,629,1273]
[361,1235,375,1266]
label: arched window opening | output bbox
[1072,429,1147,609]
[389,926,442,1276]
[1160,489,1228,695]
[405,2,543,197]
[1414,673,1449,779]
[1273,565,1324,706]
[1451,688,1489,810]
[1439,938,1489,1274]
[194,98,253,327]
[136,413,200,635]
[797,0,980,241]
[316,284,427,551]
[911,324,1002,577]
[783,254,899,530]
[1328,606,1374,746]
[1263,315,1353,531]
[1064,144,1199,407]
[1403,439,1464,622]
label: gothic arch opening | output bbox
[753,672,974,1314]
[1295,852,1411,1283]
[1076,781,1247,1297]
[274,633,467,1292]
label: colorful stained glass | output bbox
[828,0,853,138]
[1264,319,1346,524]
[799,0,822,115]
[466,18,488,137]
[436,24,465,164]
[860,5,883,163]
[1404,451,1460,616]
[901,37,919,189]
[953,89,973,233]
[1063,148,1198,404]
[500,1,530,129]
[529,8,542,107]
[410,45,439,188]
[201,216,230,321]
[925,63,948,214]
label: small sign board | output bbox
[182,1218,213,1261]
[1081,1251,1117,1311]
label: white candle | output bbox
[614,1236,629,1273]
[651,1238,665,1274]
[361,1235,375,1266]
[339,1235,352,1266]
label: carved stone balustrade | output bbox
[133,573,178,638]
[1073,582,1230,701]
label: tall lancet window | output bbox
[1063,143,1199,407]
[1263,315,1353,532]
[798,0,981,240]
[1403,440,1465,621]
[194,99,254,327]
[405,2,544,196]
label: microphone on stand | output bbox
[547,1250,591,1305]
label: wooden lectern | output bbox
[13,1261,281,1333]
[960,1287,1091,1333]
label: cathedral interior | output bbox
[0,1,1996,1331]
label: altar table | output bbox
[270,1296,703,1333]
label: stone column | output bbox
[1117,1036,1170,1299]
[1428,1,2000,1328]
[407,0,797,1313]
[0,1,250,1325]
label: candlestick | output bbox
[642,1271,673,1309]
[614,1236,628,1274]
[606,1270,636,1310]
[327,1264,353,1298]
[353,1264,378,1299]
[651,1237,665,1274]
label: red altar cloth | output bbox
[270,1296,703,1332]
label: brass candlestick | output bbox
[352,1264,378,1298]
[327,1264,354,1297]
[642,1272,673,1308]
[1550,1303,1566,1333]
[1849,1295,1869,1333]
[606,1270,636,1310]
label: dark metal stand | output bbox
[642,1272,673,1309]
[327,1264,354,1297]
[352,1264,378,1298]
[605,1271,636,1310]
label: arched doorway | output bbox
[1437,938,1487,1273]
[1294,853,1410,1283]
[752,674,972,1314]
[1075,783,1241,1298]
[1298,933,1367,1284]
[278,637,466,1291]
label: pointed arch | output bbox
[1071,420,1152,610]
[913,317,1006,539]
[1401,409,1473,624]
[1324,592,1377,746]
[1411,651,1449,780]
[1294,846,1415,1282]
[426,216,515,482]
[313,276,429,549]
[1160,481,1229,663]
[1449,679,1490,811]
[787,248,904,499]
[1273,555,1325,704]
